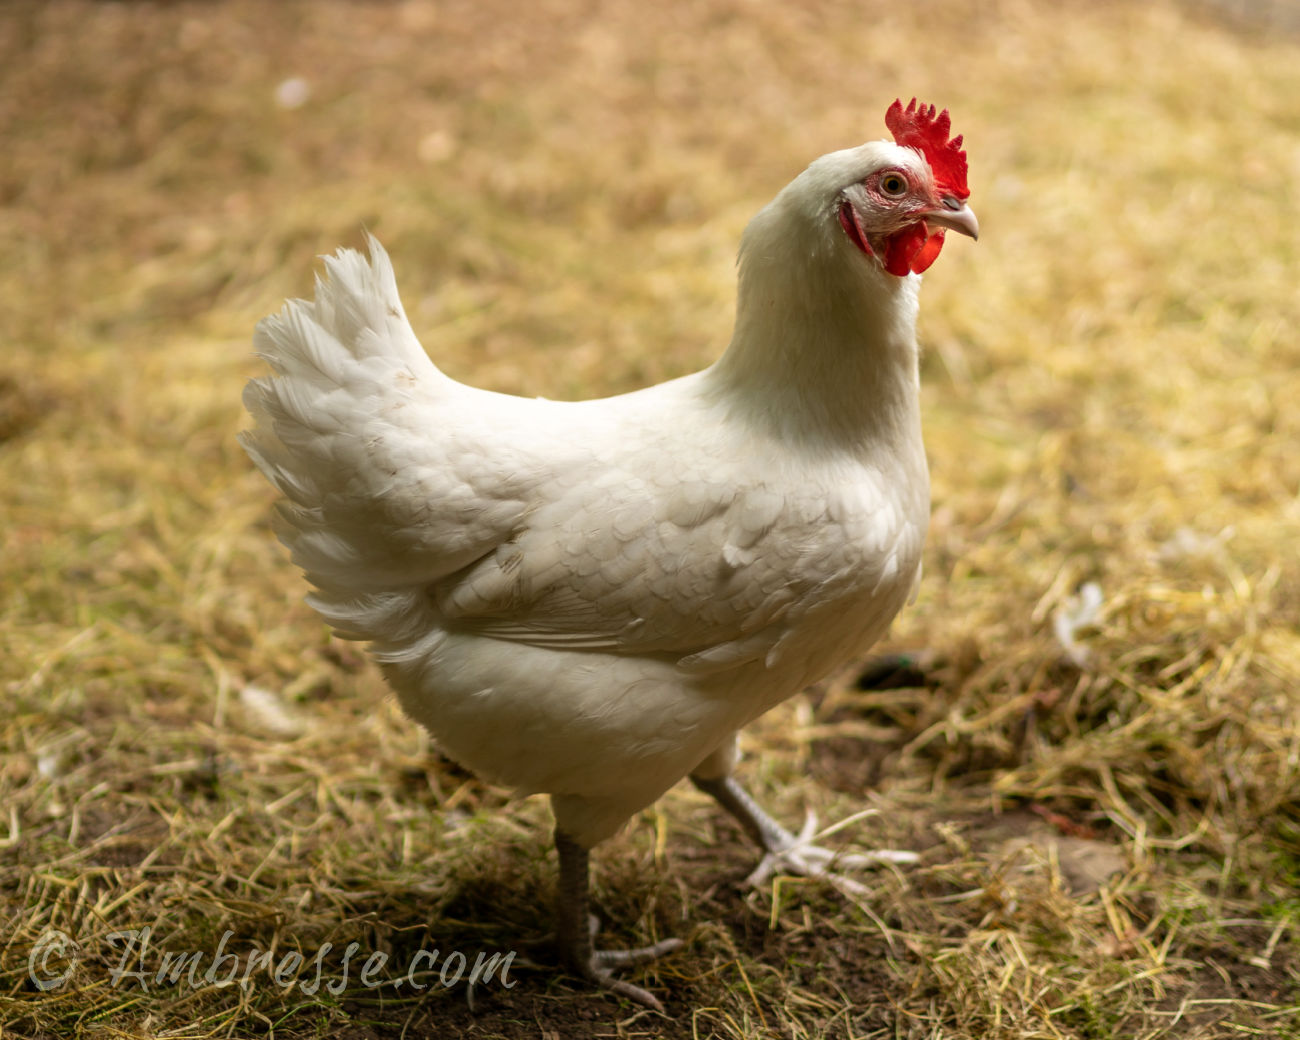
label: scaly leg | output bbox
[691,773,917,894]
[554,827,682,1011]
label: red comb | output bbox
[885,98,969,200]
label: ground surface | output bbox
[2,1,1299,1037]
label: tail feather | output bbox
[241,236,470,642]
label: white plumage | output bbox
[243,104,976,1010]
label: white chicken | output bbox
[242,98,976,1010]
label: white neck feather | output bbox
[702,187,924,461]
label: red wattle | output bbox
[882,223,946,276]
[910,229,946,274]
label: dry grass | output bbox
[3,0,1299,1037]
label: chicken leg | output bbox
[554,827,683,1011]
[691,773,917,893]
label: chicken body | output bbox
[244,122,975,1008]
[378,364,929,849]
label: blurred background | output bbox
[3,1,1299,1037]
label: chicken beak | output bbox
[923,200,979,240]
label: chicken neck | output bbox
[702,202,925,463]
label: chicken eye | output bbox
[879,172,908,197]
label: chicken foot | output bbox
[691,774,917,895]
[554,827,682,1012]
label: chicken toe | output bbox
[692,774,916,896]
[554,827,681,1011]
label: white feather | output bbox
[243,141,934,846]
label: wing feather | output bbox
[432,469,898,666]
